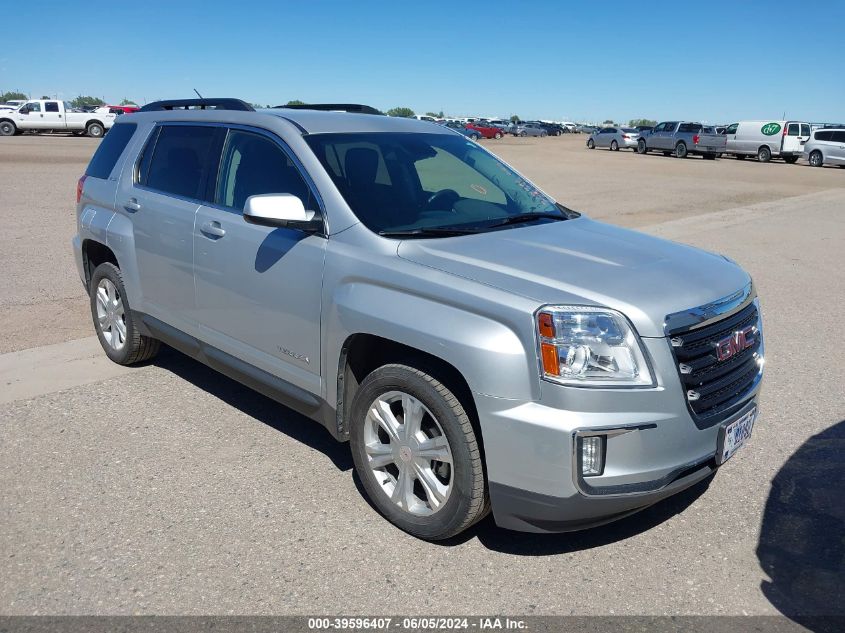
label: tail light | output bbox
[76,175,87,204]
[693,134,700,144]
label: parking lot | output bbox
[1,134,843,617]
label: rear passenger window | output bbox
[85,123,137,179]
[679,123,702,133]
[801,124,810,136]
[216,130,312,212]
[44,101,59,113]
[145,125,221,200]
[832,131,845,143]
[814,131,832,142]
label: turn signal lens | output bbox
[541,343,560,376]
[537,312,555,338]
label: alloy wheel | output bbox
[95,278,127,350]
[363,391,453,516]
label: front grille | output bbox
[669,301,762,421]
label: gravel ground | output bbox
[0,134,842,618]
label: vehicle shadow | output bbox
[756,420,844,632]
[149,345,353,472]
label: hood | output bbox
[397,217,751,338]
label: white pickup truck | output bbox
[0,99,116,137]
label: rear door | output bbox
[120,123,224,331]
[782,122,811,155]
[830,131,845,165]
[42,101,65,129]
[192,127,327,395]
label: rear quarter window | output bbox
[814,131,833,142]
[85,123,137,179]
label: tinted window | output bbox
[306,132,561,235]
[787,123,799,136]
[832,131,845,143]
[24,102,41,113]
[85,123,137,179]
[814,131,833,141]
[679,123,702,133]
[726,123,738,135]
[145,125,220,200]
[44,101,59,113]
[216,130,312,211]
[801,124,811,136]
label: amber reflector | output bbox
[538,312,555,338]
[541,343,560,376]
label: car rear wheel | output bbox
[0,121,16,136]
[809,150,823,167]
[674,142,688,158]
[637,139,647,154]
[610,140,619,151]
[349,364,488,540]
[587,139,595,149]
[86,122,105,138]
[757,146,771,163]
[89,263,160,365]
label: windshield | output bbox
[305,132,565,235]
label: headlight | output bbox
[536,306,654,387]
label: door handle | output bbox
[124,198,141,212]
[200,221,226,238]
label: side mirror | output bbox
[243,193,322,232]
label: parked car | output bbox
[73,98,764,540]
[723,120,811,163]
[105,104,140,115]
[511,122,547,137]
[536,121,565,136]
[586,127,640,151]
[802,128,845,167]
[486,119,511,131]
[637,121,725,159]
[0,99,26,111]
[576,125,596,134]
[466,122,504,139]
[0,99,116,137]
[561,122,578,133]
[446,121,481,140]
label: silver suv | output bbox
[73,99,765,540]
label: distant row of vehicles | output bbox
[587,120,845,167]
[438,119,578,139]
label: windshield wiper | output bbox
[483,212,569,229]
[378,227,480,238]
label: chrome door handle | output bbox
[200,221,226,238]
[124,199,141,212]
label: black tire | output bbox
[349,363,488,541]
[89,262,160,365]
[86,122,105,138]
[757,145,771,163]
[610,140,619,151]
[494,132,502,139]
[587,138,595,149]
[637,139,647,154]
[0,120,16,136]
[783,156,799,164]
[674,142,688,158]
[808,150,823,167]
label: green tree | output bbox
[286,99,307,106]
[386,106,415,118]
[70,95,105,108]
[629,118,657,127]
[425,111,445,118]
[603,119,614,125]
[0,91,27,102]
[510,114,520,123]
[119,98,137,106]
[40,95,51,100]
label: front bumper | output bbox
[475,336,761,533]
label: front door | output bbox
[119,123,224,332]
[193,128,326,395]
[16,101,48,129]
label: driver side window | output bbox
[216,130,313,213]
[24,102,42,113]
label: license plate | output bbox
[717,407,756,464]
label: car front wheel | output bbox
[349,363,488,540]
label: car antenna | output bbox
[194,88,204,99]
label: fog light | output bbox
[581,436,605,476]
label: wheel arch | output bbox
[85,119,106,131]
[81,238,118,289]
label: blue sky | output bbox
[2,0,842,123]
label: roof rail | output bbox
[273,103,383,115]
[139,98,255,112]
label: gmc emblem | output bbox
[715,326,756,361]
